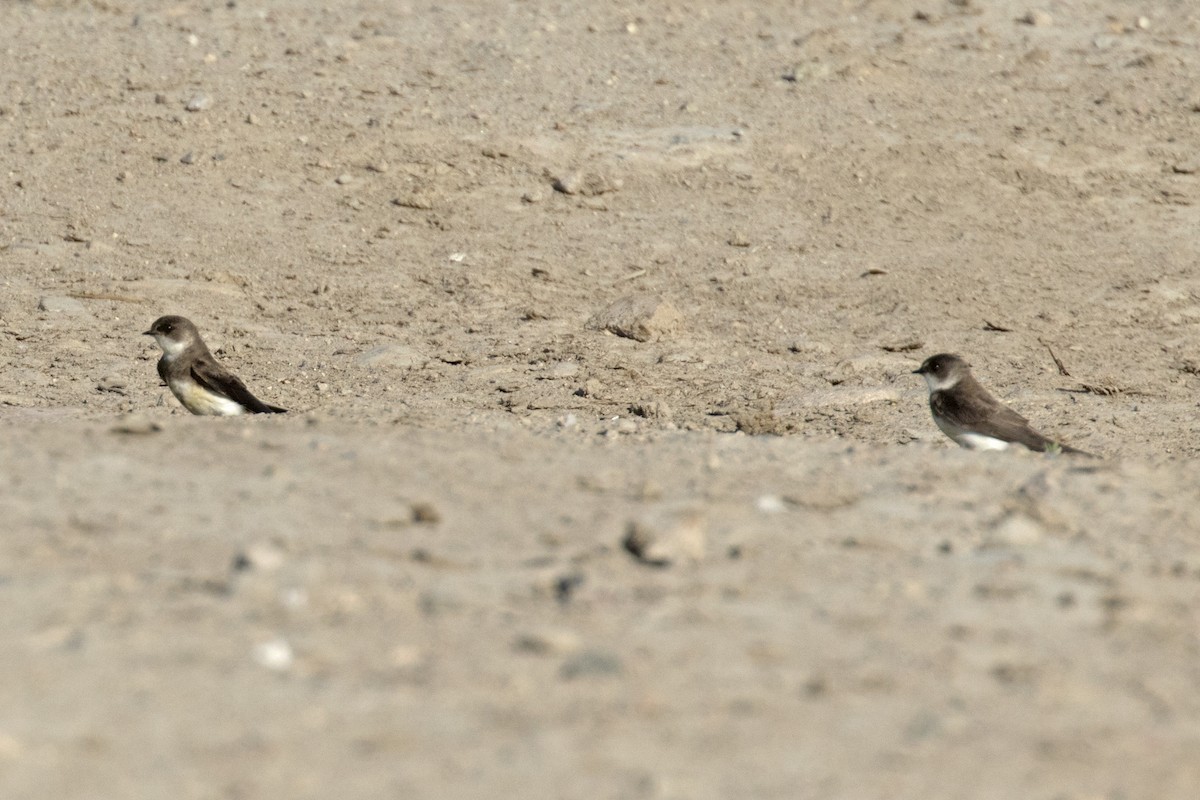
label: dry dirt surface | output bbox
[3,1,1200,798]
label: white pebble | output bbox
[253,638,294,671]
[756,494,788,514]
[185,94,212,112]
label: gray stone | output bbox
[185,93,212,112]
[560,649,622,679]
[588,294,682,342]
[354,344,429,368]
[38,295,85,314]
[96,374,128,395]
[551,171,622,196]
[513,629,582,656]
[548,362,579,378]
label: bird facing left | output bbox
[144,315,286,416]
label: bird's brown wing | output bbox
[931,382,1055,451]
[190,355,285,414]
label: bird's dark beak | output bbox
[142,330,154,336]
[911,368,922,374]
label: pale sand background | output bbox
[3,1,1200,798]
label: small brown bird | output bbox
[913,353,1089,455]
[144,315,286,416]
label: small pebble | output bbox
[513,629,582,656]
[1020,9,1053,26]
[615,418,639,434]
[96,375,128,395]
[756,494,788,514]
[551,171,622,196]
[410,502,441,524]
[180,152,195,165]
[418,588,465,617]
[548,362,579,378]
[37,295,85,315]
[554,571,585,603]
[630,400,672,421]
[252,638,294,671]
[391,194,435,210]
[232,542,286,573]
[880,338,924,353]
[984,514,1044,548]
[354,343,428,368]
[789,339,834,356]
[185,93,212,112]
[335,173,353,185]
[560,649,622,679]
[587,294,682,342]
[623,507,707,567]
[579,378,604,398]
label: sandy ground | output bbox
[3,0,1200,797]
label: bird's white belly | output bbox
[953,432,1011,451]
[934,415,1010,451]
[168,378,245,416]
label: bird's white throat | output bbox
[922,371,961,394]
[154,335,189,358]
